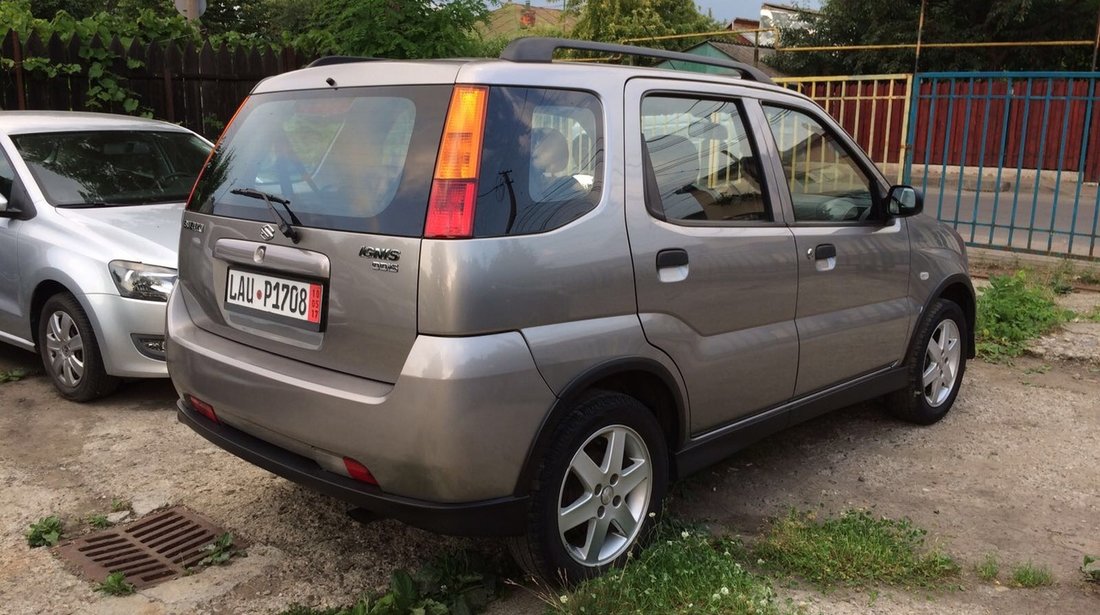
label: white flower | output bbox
[648,512,656,518]
[712,593,720,601]
[681,530,690,539]
[721,587,730,595]
[757,558,765,565]
[559,595,569,604]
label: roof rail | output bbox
[306,56,382,68]
[499,37,774,85]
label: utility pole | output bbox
[1092,1,1100,70]
[914,0,927,74]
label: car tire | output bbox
[508,391,668,584]
[887,298,967,425]
[38,293,119,402]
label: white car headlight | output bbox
[108,260,178,302]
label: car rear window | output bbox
[12,130,210,207]
[189,85,450,237]
[473,87,603,237]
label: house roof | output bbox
[481,3,578,39]
[708,42,785,78]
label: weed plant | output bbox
[976,271,1071,361]
[26,516,63,547]
[96,572,136,596]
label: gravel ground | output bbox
[1,292,1098,614]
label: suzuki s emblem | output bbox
[259,225,276,241]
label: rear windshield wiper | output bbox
[229,187,302,243]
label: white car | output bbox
[0,111,212,401]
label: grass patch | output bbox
[96,571,136,596]
[751,510,959,588]
[0,368,28,384]
[279,550,508,615]
[1011,562,1053,587]
[552,526,779,615]
[976,271,1072,362]
[975,554,999,581]
[110,498,131,513]
[26,515,63,547]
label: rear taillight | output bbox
[425,85,488,238]
[343,457,379,486]
[186,394,218,423]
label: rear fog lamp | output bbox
[343,457,379,486]
[186,394,219,423]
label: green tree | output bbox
[568,0,719,50]
[294,0,489,59]
[773,0,1100,75]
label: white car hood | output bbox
[55,203,183,268]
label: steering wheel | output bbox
[154,171,194,190]
[819,197,861,221]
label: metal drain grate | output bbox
[55,505,239,589]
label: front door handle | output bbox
[656,248,689,283]
[811,243,837,272]
[813,244,836,260]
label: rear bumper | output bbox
[178,399,528,536]
[166,287,556,504]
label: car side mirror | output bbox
[0,193,10,214]
[886,185,922,217]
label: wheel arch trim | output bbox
[512,357,687,496]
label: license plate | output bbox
[225,269,323,327]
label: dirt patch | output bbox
[1,342,1098,613]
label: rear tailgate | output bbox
[178,71,455,384]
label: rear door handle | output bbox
[656,248,689,283]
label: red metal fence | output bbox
[908,75,1100,181]
[1,30,310,139]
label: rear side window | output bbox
[474,87,603,237]
[190,86,450,237]
[641,96,770,223]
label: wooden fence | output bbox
[1,30,311,139]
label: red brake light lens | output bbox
[186,394,218,423]
[343,457,379,486]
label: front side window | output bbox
[474,87,603,237]
[641,95,770,223]
[12,131,210,207]
[762,105,876,223]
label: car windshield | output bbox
[11,130,211,207]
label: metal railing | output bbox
[904,72,1100,258]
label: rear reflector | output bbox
[425,85,488,239]
[343,457,379,486]
[186,394,218,423]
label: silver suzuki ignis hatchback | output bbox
[168,38,974,582]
